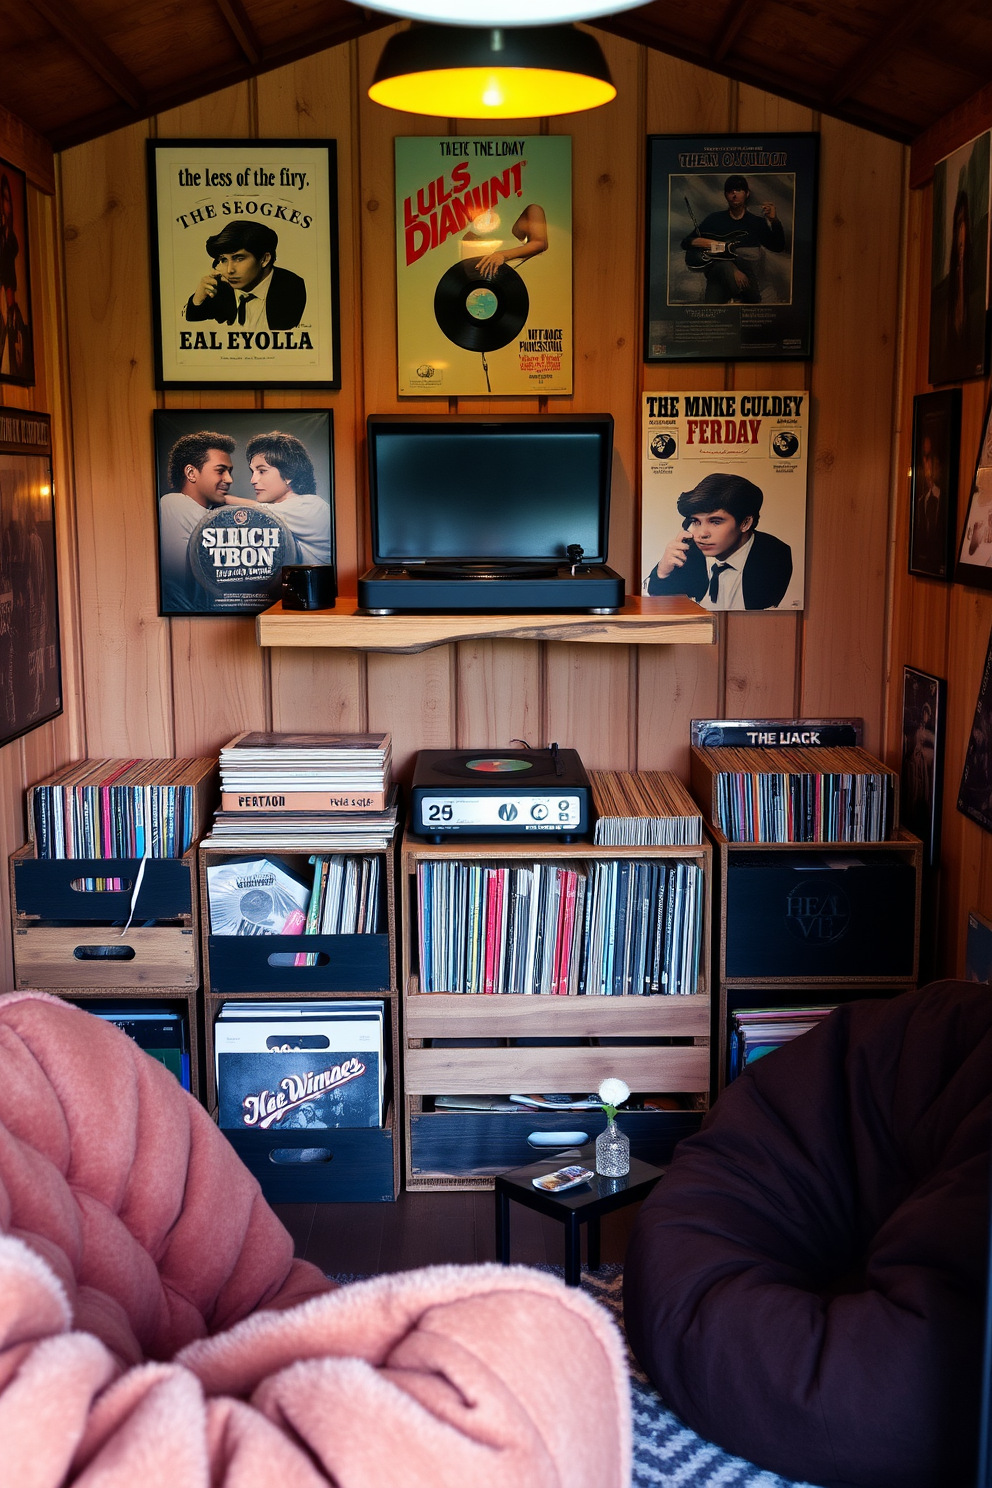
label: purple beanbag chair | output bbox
[623,982,992,1488]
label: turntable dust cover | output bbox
[394,136,572,397]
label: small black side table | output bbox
[495,1148,664,1286]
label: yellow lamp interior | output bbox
[368,66,616,117]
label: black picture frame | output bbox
[909,389,960,580]
[0,157,35,387]
[644,132,819,364]
[965,908,992,983]
[147,139,340,390]
[954,389,992,589]
[154,409,334,617]
[958,625,992,835]
[0,408,62,746]
[901,665,945,868]
[928,129,990,386]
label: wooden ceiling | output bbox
[2,0,989,156]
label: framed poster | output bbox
[958,623,992,834]
[394,136,572,396]
[641,390,809,612]
[0,409,61,745]
[955,390,992,587]
[966,908,992,982]
[909,389,960,580]
[901,665,945,867]
[645,133,819,363]
[928,129,990,386]
[154,409,334,617]
[0,158,34,386]
[147,140,340,390]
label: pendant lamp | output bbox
[368,23,616,118]
[367,1,641,21]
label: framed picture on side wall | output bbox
[644,132,819,363]
[901,665,945,867]
[929,129,990,386]
[147,140,340,390]
[958,623,992,834]
[0,158,34,387]
[0,408,61,746]
[909,390,959,580]
[154,409,334,617]
[954,390,992,587]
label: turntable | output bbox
[358,413,625,615]
[410,745,592,841]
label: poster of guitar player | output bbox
[644,133,819,363]
[395,136,572,396]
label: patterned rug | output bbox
[331,1265,821,1488]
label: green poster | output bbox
[395,136,572,397]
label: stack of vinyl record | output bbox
[203,732,397,849]
[591,770,702,847]
[727,1005,837,1081]
[215,1000,386,1130]
[77,1001,191,1090]
[29,757,216,860]
[703,746,894,843]
[416,857,703,996]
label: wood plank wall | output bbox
[0,162,85,993]
[884,112,992,979]
[46,33,906,980]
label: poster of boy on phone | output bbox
[641,391,808,612]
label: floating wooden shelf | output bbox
[256,595,716,654]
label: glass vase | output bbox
[595,1117,630,1177]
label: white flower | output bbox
[598,1077,629,1107]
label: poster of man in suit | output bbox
[641,390,808,612]
[148,140,339,389]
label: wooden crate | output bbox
[400,831,713,1191]
[9,842,204,1100]
[706,820,923,1089]
[199,837,401,1201]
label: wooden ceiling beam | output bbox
[711,0,763,66]
[47,9,393,152]
[593,13,915,143]
[826,0,932,108]
[214,0,262,68]
[29,0,146,113]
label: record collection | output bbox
[204,731,397,850]
[78,1001,191,1090]
[417,857,703,996]
[727,1005,836,1081]
[29,757,216,861]
[698,746,894,843]
[590,770,702,847]
[215,1000,385,1130]
[206,853,382,969]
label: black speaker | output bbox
[281,564,337,611]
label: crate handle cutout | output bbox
[73,944,137,961]
[69,878,133,893]
[268,1148,333,1165]
[267,952,331,967]
[528,1131,589,1148]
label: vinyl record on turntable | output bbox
[433,262,529,353]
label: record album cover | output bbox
[394,136,572,397]
[218,1049,381,1130]
[641,391,809,612]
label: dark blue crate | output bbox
[223,1124,395,1202]
[207,933,390,994]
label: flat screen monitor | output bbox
[367,415,614,565]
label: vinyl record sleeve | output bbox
[395,136,572,396]
[218,1049,382,1130]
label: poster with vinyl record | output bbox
[395,136,572,396]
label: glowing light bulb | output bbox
[482,77,504,107]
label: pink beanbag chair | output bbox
[0,990,630,1487]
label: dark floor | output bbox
[273,1188,642,1276]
